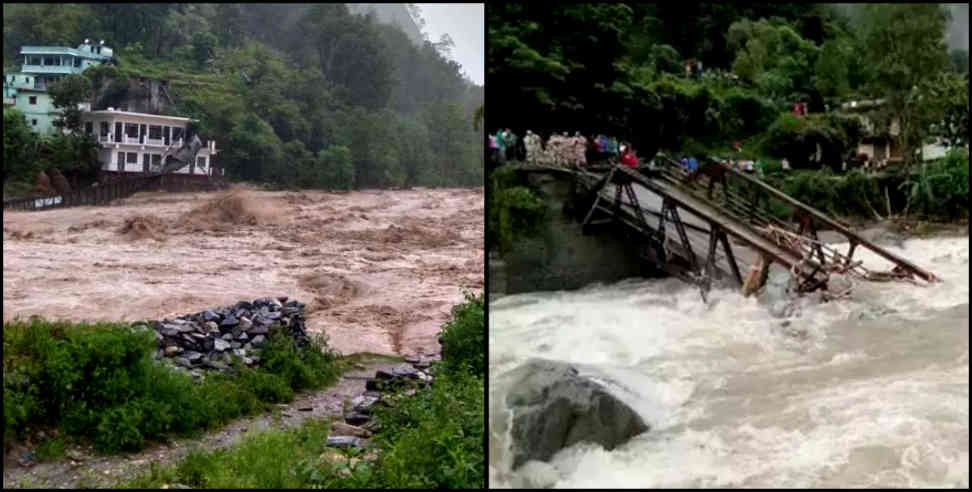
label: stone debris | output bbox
[136,297,309,375]
[336,355,439,436]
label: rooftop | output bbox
[86,109,192,122]
[20,45,112,60]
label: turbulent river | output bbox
[489,236,969,488]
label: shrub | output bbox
[487,165,546,253]
[2,317,342,453]
[437,292,485,377]
[901,148,970,219]
[320,369,485,489]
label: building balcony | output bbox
[146,137,165,146]
[21,64,79,75]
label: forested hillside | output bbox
[489,3,967,168]
[3,3,483,192]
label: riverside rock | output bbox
[504,358,649,470]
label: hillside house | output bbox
[3,39,114,134]
[81,109,220,179]
[839,98,962,165]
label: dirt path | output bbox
[2,186,484,356]
[2,357,402,489]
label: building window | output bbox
[43,56,58,66]
[85,121,93,135]
[31,119,37,126]
[74,57,81,68]
[127,152,138,164]
[27,56,41,65]
[100,121,109,136]
[197,156,207,168]
[172,127,184,141]
[149,125,162,139]
[152,154,162,169]
[125,123,138,139]
[28,96,37,105]
[117,152,125,170]
[143,153,150,173]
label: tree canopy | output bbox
[488,2,966,169]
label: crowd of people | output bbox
[489,129,641,168]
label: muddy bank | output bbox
[2,186,484,356]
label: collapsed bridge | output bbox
[512,156,938,300]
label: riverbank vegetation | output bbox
[3,317,342,454]
[487,3,968,248]
[118,293,486,489]
[3,4,483,196]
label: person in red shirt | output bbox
[620,144,638,167]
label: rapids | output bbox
[489,236,969,488]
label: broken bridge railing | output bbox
[650,154,940,289]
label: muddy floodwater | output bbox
[490,233,968,488]
[3,186,483,357]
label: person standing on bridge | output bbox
[687,156,699,172]
[488,133,499,163]
[620,144,639,167]
[504,129,517,162]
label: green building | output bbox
[3,39,114,134]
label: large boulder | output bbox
[504,359,649,470]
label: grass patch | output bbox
[3,317,342,454]
[116,293,486,489]
[120,419,334,489]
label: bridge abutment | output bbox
[490,170,660,296]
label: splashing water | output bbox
[490,236,969,488]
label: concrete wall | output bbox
[492,170,656,295]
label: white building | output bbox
[81,108,220,177]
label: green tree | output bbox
[48,74,93,134]
[857,4,951,166]
[317,145,354,190]
[651,44,682,75]
[3,109,39,185]
[191,32,218,69]
[813,39,851,98]
[225,113,283,182]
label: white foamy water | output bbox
[489,236,969,488]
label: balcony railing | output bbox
[146,137,165,146]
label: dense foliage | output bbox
[3,317,341,453]
[489,3,967,166]
[437,291,485,377]
[487,165,546,253]
[3,3,483,192]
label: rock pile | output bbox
[330,354,439,449]
[140,297,309,374]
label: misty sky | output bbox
[415,3,484,85]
